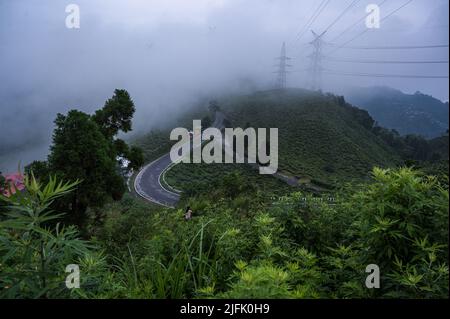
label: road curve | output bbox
[134,112,225,208]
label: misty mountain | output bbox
[343,86,449,139]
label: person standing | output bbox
[184,206,193,221]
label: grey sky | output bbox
[0,0,448,172]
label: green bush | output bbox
[350,167,449,297]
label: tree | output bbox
[48,110,123,227]
[25,161,50,182]
[113,138,129,157]
[39,89,145,227]
[92,89,144,171]
[92,89,136,139]
[127,146,144,170]
[403,135,432,161]
[22,90,143,227]
[113,139,144,171]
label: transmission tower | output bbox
[274,42,292,89]
[307,30,326,90]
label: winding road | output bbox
[134,112,225,208]
[134,111,311,208]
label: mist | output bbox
[1,0,448,172]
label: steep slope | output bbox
[219,89,400,185]
[343,86,449,138]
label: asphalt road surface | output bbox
[134,112,225,208]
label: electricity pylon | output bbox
[308,30,326,90]
[274,42,292,89]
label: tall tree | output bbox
[93,89,143,170]
[48,110,124,226]
[27,89,143,227]
[93,89,136,139]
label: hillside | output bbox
[217,89,400,185]
[343,86,449,138]
[162,89,402,194]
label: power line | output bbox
[291,68,310,73]
[327,44,449,50]
[285,0,448,84]
[329,0,389,43]
[292,0,326,43]
[286,3,320,46]
[323,70,449,79]
[289,0,326,46]
[291,69,449,78]
[297,0,331,42]
[324,57,449,64]
[377,0,413,24]
[323,0,362,34]
[328,0,414,55]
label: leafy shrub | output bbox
[221,262,293,299]
[0,174,90,298]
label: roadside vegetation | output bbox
[1,167,448,298]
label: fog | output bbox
[0,0,448,172]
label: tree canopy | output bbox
[28,89,142,227]
[93,89,136,139]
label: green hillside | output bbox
[166,89,400,192]
[221,89,400,184]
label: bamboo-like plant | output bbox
[0,173,91,298]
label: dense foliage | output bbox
[1,167,447,298]
[372,126,449,162]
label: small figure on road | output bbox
[184,206,193,221]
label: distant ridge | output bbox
[342,86,449,139]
